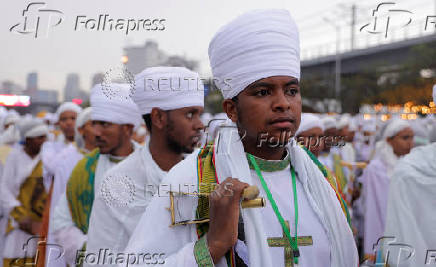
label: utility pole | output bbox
[324,17,342,112]
[351,4,356,50]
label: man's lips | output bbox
[269,118,295,129]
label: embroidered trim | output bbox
[246,152,290,172]
[194,235,214,267]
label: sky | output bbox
[0,0,434,100]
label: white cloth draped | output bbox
[123,122,358,267]
[0,146,42,259]
[85,141,167,267]
[383,143,436,267]
[46,144,85,267]
[208,9,300,99]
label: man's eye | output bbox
[256,89,269,96]
[186,112,193,119]
[285,88,298,96]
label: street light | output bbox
[323,17,342,113]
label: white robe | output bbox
[41,140,70,190]
[85,142,167,267]
[361,155,389,256]
[383,143,436,267]
[0,145,42,259]
[50,143,139,266]
[123,130,358,267]
[46,144,85,267]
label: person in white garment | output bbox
[295,113,325,157]
[41,102,82,191]
[45,107,97,267]
[318,116,337,170]
[381,85,436,267]
[123,9,358,267]
[355,119,376,163]
[0,118,49,267]
[84,67,205,267]
[360,119,413,262]
[50,84,141,266]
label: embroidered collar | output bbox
[246,151,290,172]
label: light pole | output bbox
[324,17,342,113]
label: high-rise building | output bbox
[91,73,104,88]
[26,72,38,96]
[64,73,81,101]
[123,40,168,75]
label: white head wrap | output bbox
[296,113,324,135]
[322,116,337,130]
[90,83,141,127]
[3,113,20,127]
[17,118,49,139]
[337,114,351,130]
[74,107,92,148]
[362,119,377,133]
[133,67,204,114]
[208,9,300,99]
[383,119,411,139]
[56,102,82,122]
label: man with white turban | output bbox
[295,113,325,157]
[380,86,436,267]
[0,118,49,267]
[355,119,377,162]
[51,84,141,266]
[318,116,337,170]
[360,119,413,263]
[45,107,97,267]
[124,9,358,267]
[84,67,204,267]
[41,102,82,189]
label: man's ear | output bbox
[222,99,238,123]
[150,108,167,130]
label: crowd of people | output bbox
[0,8,435,267]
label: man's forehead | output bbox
[247,75,299,88]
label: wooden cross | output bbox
[267,221,313,267]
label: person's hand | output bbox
[206,177,249,263]
[18,217,42,235]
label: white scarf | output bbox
[214,122,358,267]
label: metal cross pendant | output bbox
[267,221,313,267]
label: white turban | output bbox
[322,116,337,130]
[208,9,300,99]
[362,119,377,133]
[337,114,351,130]
[383,119,411,139]
[75,107,93,148]
[17,118,49,139]
[56,102,82,122]
[133,67,204,114]
[3,113,20,127]
[296,113,324,136]
[90,83,141,127]
[76,107,92,129]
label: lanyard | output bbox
[247,154,300,264]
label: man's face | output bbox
[58,111,77,140]
[322,127,337,152]
[297,127,324,157]
[339,126,351,142]
[78,121,97,149]
[25,135,47,155]
[165,106,204,154]
[387,127,414,157]
[227,76,301,148]
[92,121,129,154]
